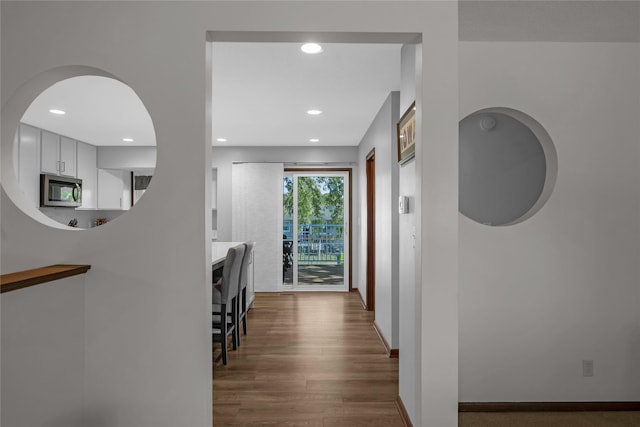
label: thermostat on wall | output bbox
[399,196,409,214]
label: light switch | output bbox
[399,196,409,214]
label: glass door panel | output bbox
[283,172,348,291]
[283,175,294,285]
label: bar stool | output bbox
[236,241,255,346]
[212,244,245,365]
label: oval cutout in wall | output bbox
[8,73,156,229]
[459,108,556,226]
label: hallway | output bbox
[213,292,403,426]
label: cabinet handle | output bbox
[56,161,60,172]
[61,161,66,172]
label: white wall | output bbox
[459,42,640,401]
[1,2,460,426]
[398,43,419,423]
[2,3,214,426]
[1,275,85,427]
[638,41,640,398]
[416,6,459,424]
[357,92,400,350]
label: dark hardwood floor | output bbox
[213,291,404,426]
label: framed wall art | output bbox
[397,101,416,164]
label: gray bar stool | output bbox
[212,244,245,365]
[236,241,255,346]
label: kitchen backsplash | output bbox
[39,207,125,229]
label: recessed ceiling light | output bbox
[301,43,323,54]
[309,138,320,143]
[307,109,323,116]
[49,109,66,115]
[216,138,227,142]
[122,138,134,142]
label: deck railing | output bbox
[283,223,344,265]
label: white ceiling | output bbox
[211,42,401,147]
[20,43,402,148]
[21,75,157,147]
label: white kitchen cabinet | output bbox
[17,124,41,208]
[76,142,97,209]
[41,130,76,177]
[212,169,218,237]
[40,130,58,174]
[13,128,19,178]
[98,169,130,210]
[60,137,77,177]
[122,172,131,210]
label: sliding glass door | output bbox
[283,171,349,291]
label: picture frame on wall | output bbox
[397,101,416,164]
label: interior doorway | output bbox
[366,149,376,311]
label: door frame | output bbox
[285,168,352,291]
[365,149,375,312]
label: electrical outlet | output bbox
[582,360,594,377]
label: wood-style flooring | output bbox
[213,291,404,426]
[213,292,640,426]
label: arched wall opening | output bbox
[459,107,557,226]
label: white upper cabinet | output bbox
[60,137,77,177]
[40,130,59,175]
[17,124,41,208]
[77,142,97,209]
[41,130,76,177]
[18,123,148,212]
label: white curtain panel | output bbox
[232,163,283,291]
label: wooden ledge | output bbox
[1,264,91,294]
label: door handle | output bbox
[72,183,81,202]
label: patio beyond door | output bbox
[283,172,349,291]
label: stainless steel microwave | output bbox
[40,174,82,208]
